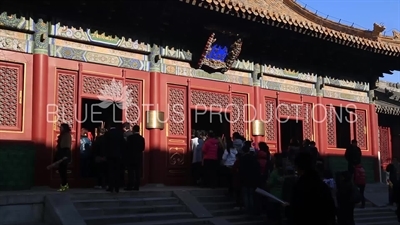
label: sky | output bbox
[298,0,400,83]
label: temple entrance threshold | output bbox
[191,110,230,138]
[280,119,303,152]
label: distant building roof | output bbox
[375,80,400,115]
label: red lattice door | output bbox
[379,126,392,169]
[0,62,24,131]
[231,94,247,137]
[52,70,78,180]
[354,109,367,149]
[166,85,188,183]
[326,106,337,148]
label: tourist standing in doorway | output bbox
[80,128,92,178]
[221,137,238,194]
[232,132,244,153]
[104,122,125,193]
[202,131,219,188]
[345,140,362,176]
[93,128,107,189]
[125,125,145,191]
[122,122,133,186]
[55,123,72,192]
[191,130,203,185]
[288,139,300,164]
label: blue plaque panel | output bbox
[198,33,242,73]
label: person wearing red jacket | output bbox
[202,131,220,188]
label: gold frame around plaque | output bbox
[252,120,265,136]
[145,110,165,129]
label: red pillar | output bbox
[316,76,326,155]
[369,104,379,156]
[148,45,162,183]
[252,64,262,144]
[32,20,49,185]
[253,85,262,144]
[316,96,327,155]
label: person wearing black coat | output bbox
[287,152,336,225]
[238,145,260,215]
[386,161,398,205]
[104,122,126,193]
[54,123,72,192]
[93,128,107,188]
[125,125,145,191]
[344,140,362,176]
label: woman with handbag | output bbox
[54,123,72,192]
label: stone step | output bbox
[355,214,397,224]
[222,215,266,223]
[203,202,236,210]
[10,223,47,225]
[354,207,393,213]
[354,207,397,224]
[231,221,266,225]
[211,209,244,217]
[74,197,180,208]
[189,189,227,197]
[78,204,187,217]
[109,218,212,225]
[196,195,232,203]
[70,191,173,200]
[356,220,398,225]
[355,210,394,217]
[84,212,194,225]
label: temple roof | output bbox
[375,80,400,115]
[183,0,400,55]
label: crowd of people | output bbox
[54,122,145,192]
[54,124,399,225]
[190,130,369,225]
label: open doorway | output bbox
[280,119,303,152]
[191,110,230,138]
[79,98,123,179]
[81,98,123,135]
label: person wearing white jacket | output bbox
[222,138,238,193]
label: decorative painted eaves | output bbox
[181,0,400,55]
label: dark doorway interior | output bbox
[335,106,352,149]
[81,98,123,134]
[191,110,230,138]
[280,119,303,152]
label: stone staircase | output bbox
[190,189,266,225]
[71,191,211,225]
[355,206,398,225]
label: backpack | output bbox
[354,165,366,185]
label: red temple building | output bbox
[0,0,399,189]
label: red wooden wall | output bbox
[0,48,379,186]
